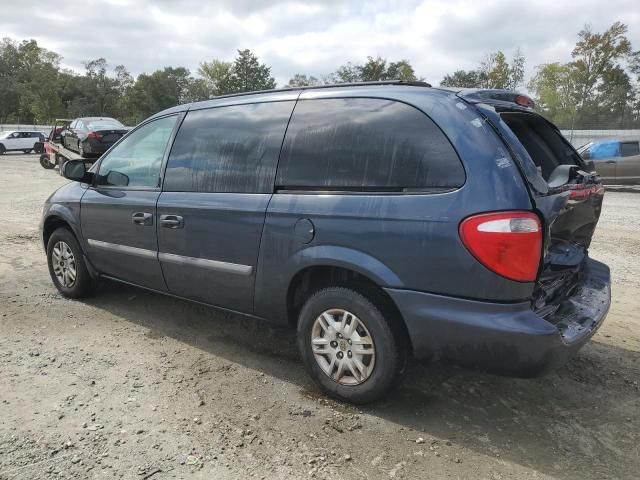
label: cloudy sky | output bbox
[2,0,639,86]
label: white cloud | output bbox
[1,0,638,87]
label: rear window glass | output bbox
[164,101,293,193]
[275,98,464,190]
[620,141,639,157]
[87,119,124,130]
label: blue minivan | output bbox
[41,82,610,403]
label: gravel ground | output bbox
[1,153,638,480]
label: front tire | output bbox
[297,287,403,404]
[46,228,94,298]
[0,144,5,155]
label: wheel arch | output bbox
[42,207,83,252]
[284,264,413,355]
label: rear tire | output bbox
[297,287,403,404]
[46,227,94,298]
[40,154,55,169]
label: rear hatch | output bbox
[467,99,605,321]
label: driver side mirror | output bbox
[62,160,92,183]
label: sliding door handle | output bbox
[132,212,153,226]
[160,214,184,229]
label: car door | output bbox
[616,141,640,184]
[585,140,619,183]
[81,114,180,291]
[157,100,295,313]
[5,132,21,150]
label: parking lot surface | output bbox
[1,153,638,479]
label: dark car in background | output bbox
[41,82,610,403]
[578,138,640,184]
[62,117,129,158]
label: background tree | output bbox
[440,69,482,88]
[529,22,636,128]
[287,74,321,87]
[228,49,276,93]
[440,49,525,90]
[198,59,233,96]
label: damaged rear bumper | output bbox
[385,258,610,377]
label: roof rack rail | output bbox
[198,80,432,103]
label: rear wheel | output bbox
[297,287,403,404]
[46,227,94,298]
[40,154,55,169]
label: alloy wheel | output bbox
[51,241,77,288]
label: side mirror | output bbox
[62,160,91,183]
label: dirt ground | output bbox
[1,153,638,480]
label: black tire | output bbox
[40,154,55,169]
[46,227,94,298]
[297,287,404,404]
[23,149,32,154]
[0,144,5,155]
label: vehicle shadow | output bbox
[86,280,639,480]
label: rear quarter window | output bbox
[275,98,464,190]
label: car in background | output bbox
[62,117,129,158]
[0,131,46,155]
[578,138,640,184]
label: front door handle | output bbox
[160,214,184,229]
[132,212,153,226]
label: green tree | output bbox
[198,59,233,95]
[287,74,321,87]
[127,67,193,122]
[386,60,418,81]
[529,22,637,128]
[228,49,276,93]
[571,21,632,111]
[441,49,524,90]
[440,69,483,88]
[0,38,20,123]
[333,62,361,83]
[528,62,578,128]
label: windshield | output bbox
[0,132,11,139]
[87,119,124,130]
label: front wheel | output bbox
[297,287,404,404]
[46,228,94,298]
[0,144,5,155]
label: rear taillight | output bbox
[515,95,535,108]
[87,131,102,139]
[459,211,542,282]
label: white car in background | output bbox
[0,131,46,155]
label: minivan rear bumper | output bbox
[385,258,610,377]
